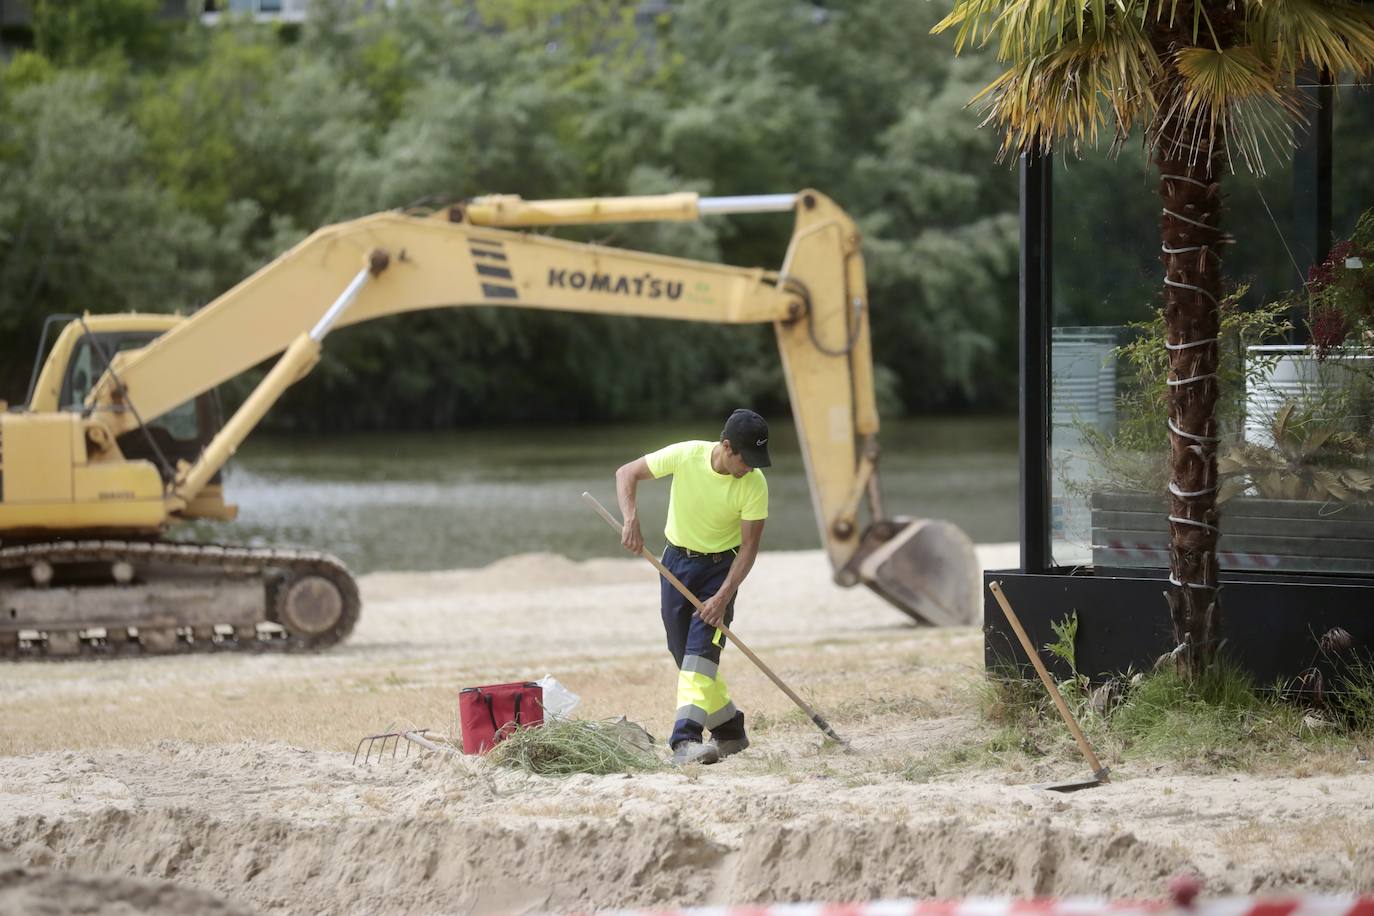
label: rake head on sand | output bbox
[353,727,437,765]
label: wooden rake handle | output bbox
[987,580,1108,781]
[581,492,846,745]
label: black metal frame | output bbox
[1294,68,1335,272]
[990,88,1374,681]
[1018,152,1052,575]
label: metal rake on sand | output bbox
[353,727,454,765]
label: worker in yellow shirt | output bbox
[615,409,770,766]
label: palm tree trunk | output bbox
[1155,116,1226,676]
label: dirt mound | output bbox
[3,547,1370,914]
[0,855,251,915]
[726,818,1183,902]
[3,808,723,913]
[1,807,1187,914]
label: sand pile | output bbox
[2,548,1372,913]
[0,803,1189,913]
[0,855,250,915]
[2,738,1372,914]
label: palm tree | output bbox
[935,1,1374,675]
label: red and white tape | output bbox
[602,898,1374,916]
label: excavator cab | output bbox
[5,313,235,536]
[44,321,225,485]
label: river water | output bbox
[181,416,1018,574]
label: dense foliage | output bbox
[0,0,1019,429]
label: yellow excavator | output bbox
[0,190,980,658]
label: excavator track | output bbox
[0,540,360,660]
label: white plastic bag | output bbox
[535,675,581,719]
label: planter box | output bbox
[1245,344,1374,446]
[1090,491,1374,576]
[985,567,1374,684]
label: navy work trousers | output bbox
[660,544,747,748]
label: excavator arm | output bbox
[2,190,979,661]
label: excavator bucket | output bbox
[856,519,983,626]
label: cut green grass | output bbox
[488,718,664,777]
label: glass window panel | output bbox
[1049,138,1301,571]
[1333,76,1374,238]
[1051,148,1159,568]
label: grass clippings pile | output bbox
[488,718,663,776]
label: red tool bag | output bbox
[459,681,543,754]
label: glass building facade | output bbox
[1029,76,1374,578]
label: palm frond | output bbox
[1247,0,1374,76]
[936,0,1145,60]
[932,0,996,53]
[972,12,1160,158]
[1154,44,1299,172]
[938,0,1374,172]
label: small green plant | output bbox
[1068,286,1292,497]
[1044,611,1089,704]
[488,718,662,776]
[1045,611,1077,669]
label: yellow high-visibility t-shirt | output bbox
[644,440,768,553]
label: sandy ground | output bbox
[2,546,1373,914]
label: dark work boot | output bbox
[712,735,750,759]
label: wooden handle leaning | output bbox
[581,492,846,744]
[987,580,1108,781]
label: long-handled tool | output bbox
[583,492,847,746]
[987,580,1109,791]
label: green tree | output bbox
[936,0,1374,674]
[2,0,1022,426]
[31,0,174,68]
[0,72,224,399]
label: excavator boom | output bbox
[0,190,980,659]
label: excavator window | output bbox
[61,334,154,412]
[60,332,222,480]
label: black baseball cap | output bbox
[722,408,771,469]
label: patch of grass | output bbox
[983,724,1046,758]
[894,744,981,783]
[487,718,663,777]
[1108,661,1294,765]
[829,690,940,723]
[748,710,779,733]
[981,648,1374,774]
[1333,656,1374,733]
[747,751,803,780]
[978,667,1052,729]
[1218,816,1369,863]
